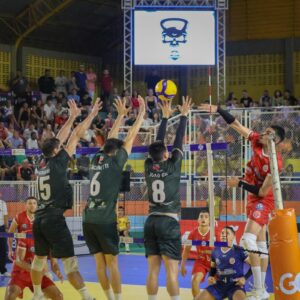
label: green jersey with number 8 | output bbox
[83,148,128,224]
[145,149,183,214]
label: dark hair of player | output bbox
[118,206,124,210]
[103,138,124,155]
[149,141,167,162]
[199,207,209,215]
[41,138,60,157]
[25,196,37,202]
[270,125,285,143]
[223,226,235,235]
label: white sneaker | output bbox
[261,289,270,299]
[0,272,11,277]
[32,294,46,300]
[247,288,265,299]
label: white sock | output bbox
[261,272,267,288]
[251,266,262,289]
[170,296,180,300]
[33,285,42,295]
[125,243,130,251]
[148,295,157,300]
[104,289,115,300]
[78,286,92,299]
[114,293,122,300]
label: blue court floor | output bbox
[0,254,275,299]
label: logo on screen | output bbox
[160,18,188,61]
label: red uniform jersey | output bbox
[188,228,212,269]
[245,131,283,210]
[14,211,33,233]
[12,237,35,274]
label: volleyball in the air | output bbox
[155,79,177,101]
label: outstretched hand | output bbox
[178,96,193,117]
[158,101,175,119]
[198,103,218,113]
[113,97,131,116]
[67,99,81,118]
[227,176,240,188]
[90,98,103,118]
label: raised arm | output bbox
[156,101,174,141]
[56,99,81,146]
[108,98,130,139]
[64,98,102,157]
[198,104,251,139]
[122,96,146,155]
[173,96,193,151]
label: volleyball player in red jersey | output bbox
[199,103,285,299]
[5,235,63,300]
[7,196,37,261]
[181,209,219,299]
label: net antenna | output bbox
[267,133,283,209]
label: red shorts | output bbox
[192,260,210,279]
[246,201,272,227]
[8,271,54,298]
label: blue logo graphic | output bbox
[256,203,264,211]
[160,18,188,61]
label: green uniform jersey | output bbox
[145,149,183,214]
[83,148,128,224]
[36,149,73,216]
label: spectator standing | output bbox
[0,195,9,276]
[75,65,87,97]
[273,90,284,106]
[55,70,68,95]
[240,90,253,108]
[145,89,158,117]
[283,89,298,106]
[259,90,272,108]
[10,70,28,98]
[86,66,97,100]
[67,71,79,94]
[131,91,140,116]
[100,69,113,105]
[38,69,55,103]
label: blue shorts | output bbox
[206,281,246,300]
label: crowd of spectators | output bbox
[0,65,299,181]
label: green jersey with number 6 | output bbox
[83,148,128,224]
[145,149,183,214]
[36,149,73,215]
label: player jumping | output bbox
[82,97,145,300]
[199,104,285,299]
[31,99,101,300]
[180,208,215,299]
[144,97,192,300]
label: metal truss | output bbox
[0,0,73,48]
[122,0,228,102]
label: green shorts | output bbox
[83,222,119,255]
[33,209,74,258]
[144,215,181,260]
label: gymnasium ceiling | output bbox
[0,0,122,57]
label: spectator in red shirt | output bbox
[100,69,113,111]
[17,160,35,181]
[131,90,140,116]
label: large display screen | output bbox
[134,10,216,65]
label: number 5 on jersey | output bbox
[38,175,51,201]
[152,180,166,203]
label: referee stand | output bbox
[268,133,300,300]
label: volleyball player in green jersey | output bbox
[82,97,145,300]
[31,99,102,300]
[144,97,192,300]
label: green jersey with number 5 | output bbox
[83,148,128,224]
[145,149,183,214]
[36,149,73,215]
